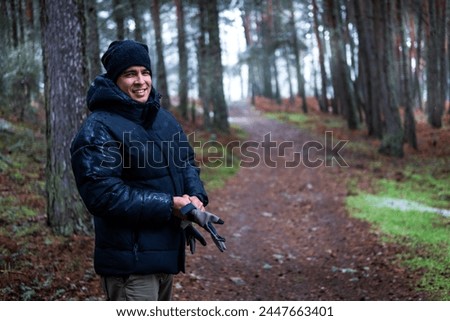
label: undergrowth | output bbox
[265,108,450,300]
[345,157,450,300]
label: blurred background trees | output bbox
[0,0,448,234]
[1,0,448,147]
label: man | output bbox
[70,40,225,301]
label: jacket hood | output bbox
[86,74,161,127]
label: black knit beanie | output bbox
[101,40,152,81]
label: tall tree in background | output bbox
[354,0,382,138]
[270,0,282,104]
[412,0,424,110]
[240,1,258,104]
[325,0,358,129]
[8,0,20,48]
[425,0,447,128]
[175,0,188,119]
[197,0,212,129]
[112,0,126,40]
[130,0,144,42]
[40,0,91,235]
[1,1,10,49]
[150,0,171,108]
[259,1,274,99]
[85,0,101,81]
[288,0,307,113]
[24,0,37,48]
[378,0,403,157]
[197,0,229,132]
[447,0,450,110]
[312,0,328,113]
[0,1,9,83]
[398,0,417,149]
[205,0,229,132]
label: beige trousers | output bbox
[101,274,173,301]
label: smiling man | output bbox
[70,40,225,301]
[117,66,152,103]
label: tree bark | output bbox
[205,0,229,133]
[112,0,125,40]
[8,0,19,48]
[259,3,274,99]
[130,0,143,42]
[398,0,417,150]
[378,0,404,157]
[325,0,359,129]
[289,0,307,113]
[312,0,328,113]
[197,0,211,129]
[40,0,91,235]
[424,0,446,128]
[175,0,188,119]
[150,0,171,108]
[240,3,257,104]
[85,0,101,81]
[371,0,387,139]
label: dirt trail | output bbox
[175,102,426,301]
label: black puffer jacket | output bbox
[70,75,208,276]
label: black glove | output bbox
[183,222,207,254]
[180,204,227,252]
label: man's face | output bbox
[116,66,152,103]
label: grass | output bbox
[266,112,315,130]
[191,125,243,190]
[346,169,450,300]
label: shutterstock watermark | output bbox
[99,131,349,170]
[192,131,349,169]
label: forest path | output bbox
[176,101,426,301]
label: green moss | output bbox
[346,172,450,300]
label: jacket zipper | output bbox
[133,232,139,261]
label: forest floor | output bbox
[0,97,449,300]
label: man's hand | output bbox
[188,195,205,211]
[180,204,226,252]
[172,195,192,219]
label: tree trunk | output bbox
[40,0,91,235]
[17,0,25,45]
[8,0,19,48]
[325,0,359,129]
[25,0,37,47]
[289,0,307,113]
[437,0,447,120]
[283,45,294,106]
[447,0,450,114]
[175,0,188,119]
[312,0,328,113]
[378,0,404,157]
[424,0,446,128]
[112,0,125,40]
[412,0,424,110]
[398,0,417,150]
[273,60,281,105]
[85,0,101,81]
[259,4,274,99]
[150,0,171,108]
[371,0,386,139]
[130,0,143,42]
[240,3,257,104]
[197,1,211,129]
[205,0,229,133]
